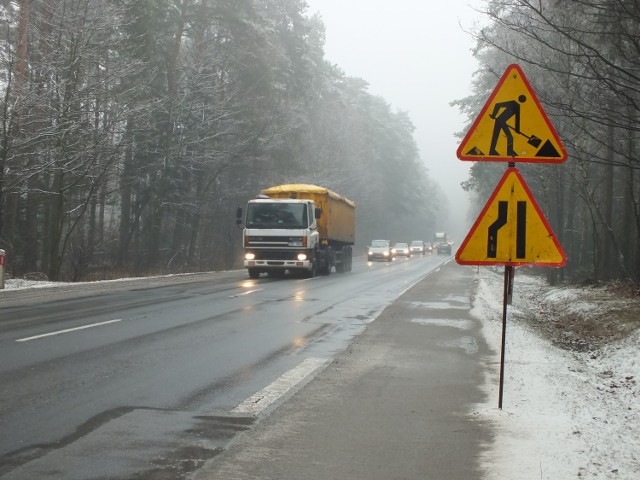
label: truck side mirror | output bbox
[315,207,322,219]
[236,207,243,228]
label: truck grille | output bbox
[250,250,299,261]
[246,236,296,247]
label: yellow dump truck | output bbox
[236,184,355,278]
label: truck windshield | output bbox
[246,202,308,229]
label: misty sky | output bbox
[304,0,486,239]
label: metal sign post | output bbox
[0,249,5,289]
[498,265,514,409]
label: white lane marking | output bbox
[232,357,328,416]
[16,319,123,343]
[229,289,262,298]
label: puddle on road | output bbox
[411,318,475,330]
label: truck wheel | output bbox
[248,268,260,279]
[320,261,331,276]
[304,253,318,278]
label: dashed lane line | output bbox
[16,319,123,342]
[232,357,328,416]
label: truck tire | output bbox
[304,251,319,278]
[248,268,260,279]
[335,247,352,273]
[320,257,331,275]
[309,258,318,278]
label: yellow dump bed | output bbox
[261,184,355,245]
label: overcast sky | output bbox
[304,0,487,239]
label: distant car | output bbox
[437,242,452,255]
[409,240,425,255]
[392,242,411,257]
[368,239,392,261]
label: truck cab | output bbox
[240,198,319,278]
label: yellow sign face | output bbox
[457,64,566,163]
[456,168,566,266]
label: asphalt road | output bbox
[195,259,492,480]
[0,253,451,478]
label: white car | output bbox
[409,240,425,255]
[368,239,392,261]
[392,242,411,257]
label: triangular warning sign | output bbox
[456,168,566,266]
[457,64,567,163]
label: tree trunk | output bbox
[598,124,615,280]
[119,118,134,266]
[47,173,65,281]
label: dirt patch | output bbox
[509,274,640,352]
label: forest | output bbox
[0,0,443,281]
[1,0,638,286]
[457,0,640,284]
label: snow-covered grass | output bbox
[472,268,639,480]
[2,278,75,290]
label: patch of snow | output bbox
[2,278,74,290]
[471,268,639,480]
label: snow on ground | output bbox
[472,268,639,480]
[2,269,638,479]
[2,278,75,290]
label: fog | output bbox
[305,0,486,242]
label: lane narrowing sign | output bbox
[455,167,566,266]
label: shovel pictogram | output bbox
[508,124,542,148]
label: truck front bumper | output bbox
[243,249,313,270]
[244,259,311,269]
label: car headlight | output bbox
[297,253,307,261]
[383,251,389,256]
[245,253,256,260]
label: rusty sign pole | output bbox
[0,249,5,289]
[498,162,517,410]
[498,264,514,410]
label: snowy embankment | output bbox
[471,268,639,480]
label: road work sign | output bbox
[457,64,566,163]
[456,168,566,266]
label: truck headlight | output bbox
[245,253,256,260]
[297,253,308,261]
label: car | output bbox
[409,240,425,255]
[436,242,452,255]
[368,239,393,261]
[392,242,411,257]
